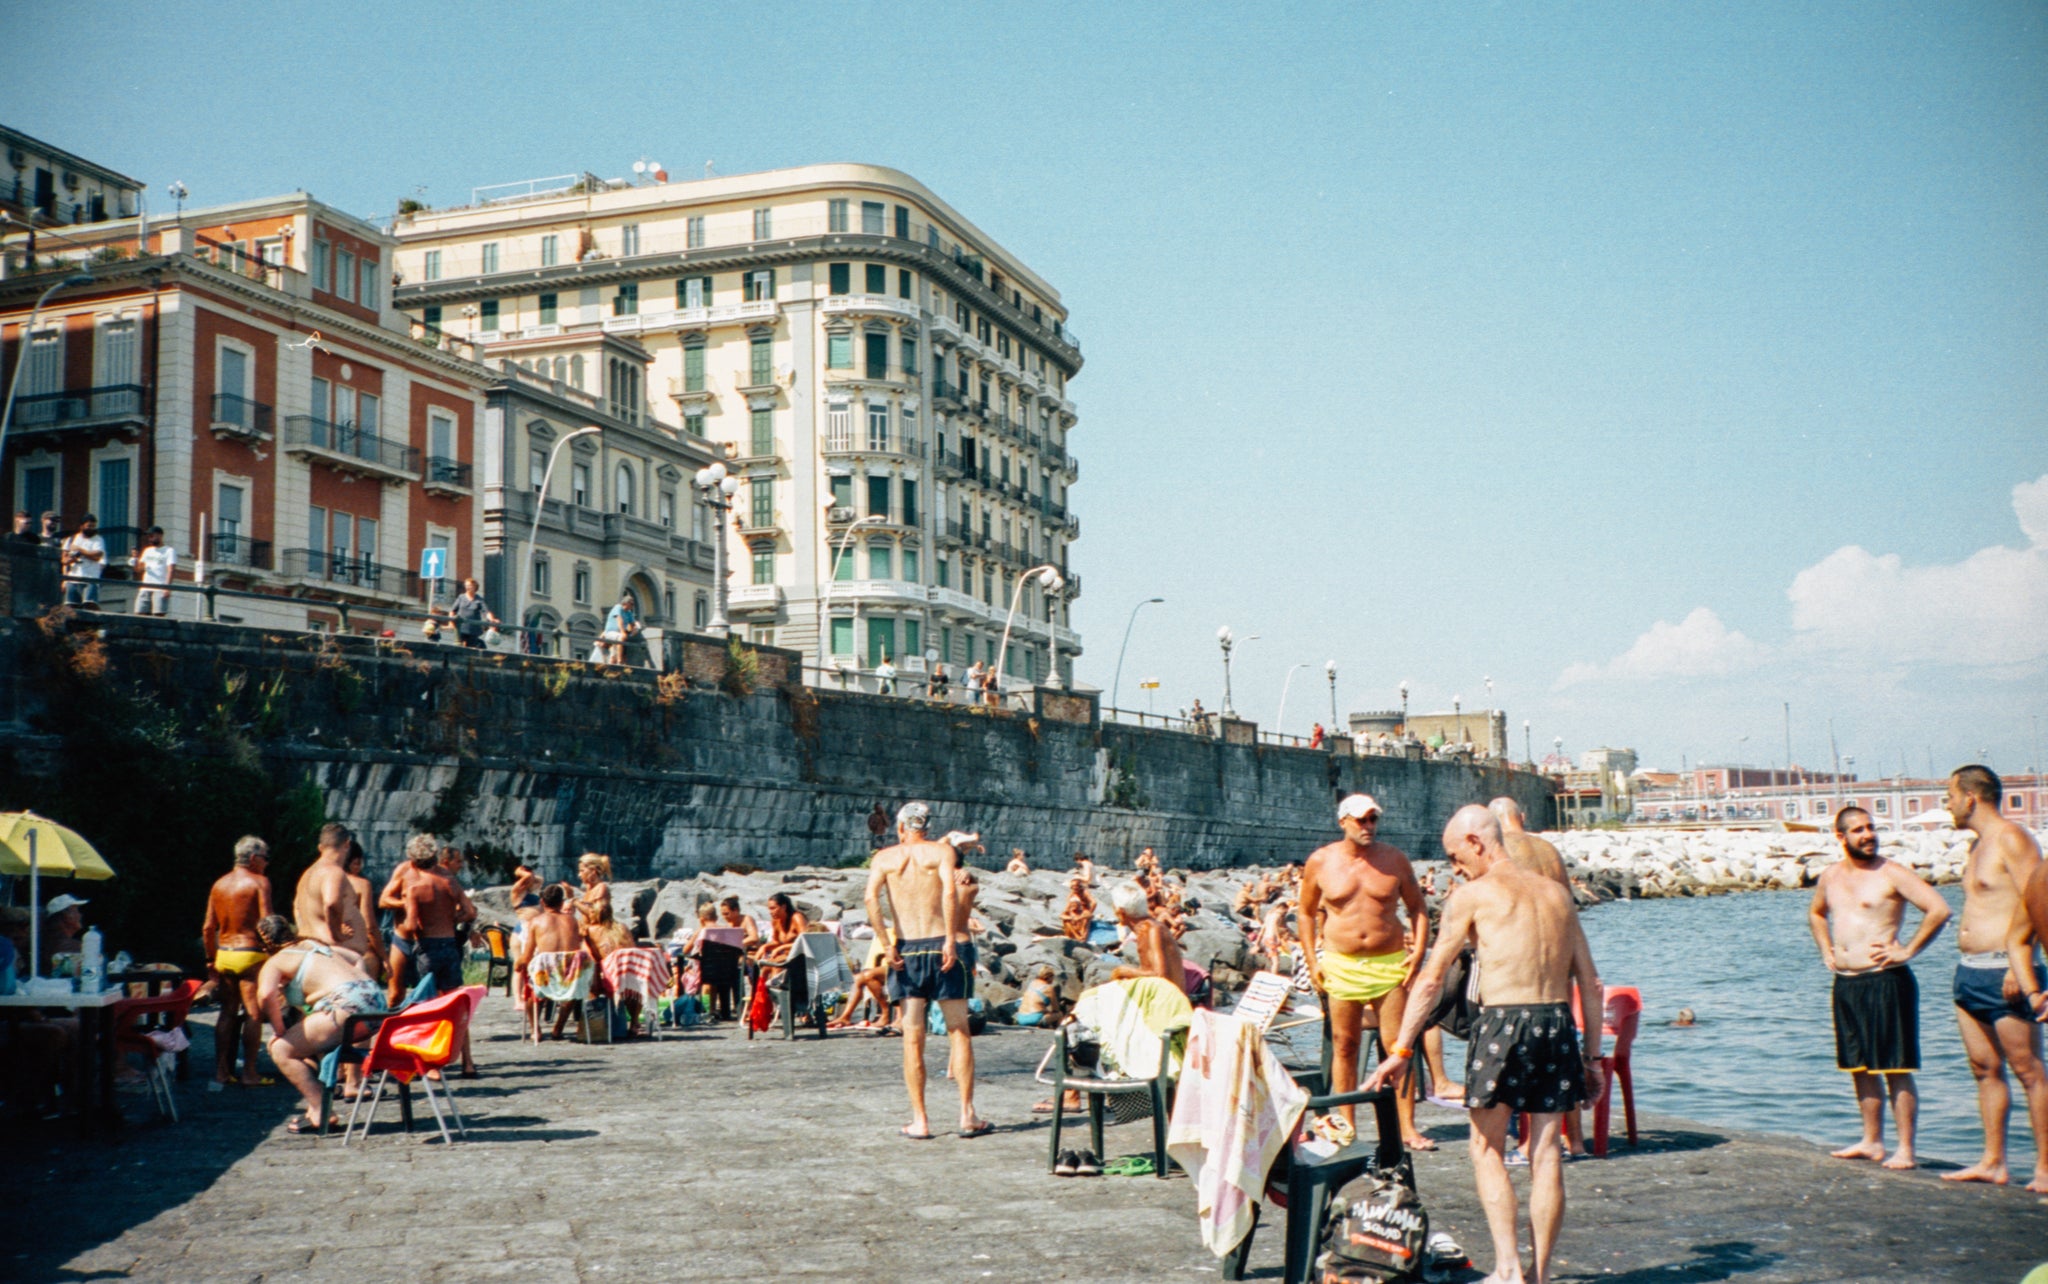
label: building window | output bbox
[861,201,884,235]
[533,556,551,597]
[901,339,918,377]
[684,411,705,438]
[827,404,852,451]
[868,542,893,580]
[936,557,950,589]
[359,257,380,309]
[312,239,331,292]
[902,548,920,581]
[481,242,500,274]
[744,269,775,302]
[615,462,635,514]
[541,234,559,267]
[865,263,886,294]
[901,478,919,526]
[830,616,854,656]
[834,538,856,580]
[570,354,585,388]
[614,282,638,316]
[829,199,849,233]
[694,594,709,628]
[751,207,772,240]
[830,474,853,509]
[867,403,889,452]
[664,587,675,623]
[620,224,640,256]
[750,409,774,457]
[658,490,675,529]
[750,333,773,384]
[529,448,546,491]
[868,617,897,668]
[571,462,592,507]
[422,249,441,281]
[827,331,852,370]
[682,275,711,309]
[538,293,557,325]
[829,262,850,295]
[683,340,705,391]
[751,541,775,584]
[895,205,911,239]
[335,248,356,302]
[898,268,913,300]
[865,332,888,379]
[867,473,890,518]
[573,563,591,603]
[749,476,774,527]
[480,299,499,332]
[686,216,705,248]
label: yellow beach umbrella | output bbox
[0,812,115,981]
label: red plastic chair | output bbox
[342,986,485,1145]
[1590,986,1642,1156]
[110,980,201,1123]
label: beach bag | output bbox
[1423,949,1478,1042]
[1320,1163,1427,1281]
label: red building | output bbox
[2,192,489,631]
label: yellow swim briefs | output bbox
[1320,948,1408,1003]
[214,948,267,978]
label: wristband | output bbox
[1390,1045,1413,1060]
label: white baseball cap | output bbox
[45,894,89,916]
[1337,794,1383,821]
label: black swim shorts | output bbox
[1833,966,1918,1073]
[1953,961,2029,1026]
[420,936,465,994]
[886,936,967,1004]
[1464,1002,1588,1114]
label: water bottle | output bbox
[80,927,104,993]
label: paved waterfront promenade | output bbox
[4,1002,2041,1283]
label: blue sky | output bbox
[9,2,2044,779]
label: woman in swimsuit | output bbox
[254,915,387,1134]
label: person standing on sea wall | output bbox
[1807,805,1950,1170]
[1942,765,2048,1192]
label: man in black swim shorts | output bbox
[1369,805,1603,1284]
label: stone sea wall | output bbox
[1551,825,2041,899]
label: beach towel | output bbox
[1166,1008,1309,1257]
[528,950,592,1002]
[601,947,673,1011]
[1071,977,1193,1081]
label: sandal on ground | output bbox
[285,1114,338,1135]
[1102,1154,1157,1177]
[899,1125,936,1140]
[958,1120,995,1139]
[1032,1098,1084,1115]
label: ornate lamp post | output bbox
[518,425,601,651]
[1325,660,1338,732]
[1524,719,1532,766]
[692,462,741,635]
[1110,596,1164,710]
[821,510,886,670]
[1216,626,1257,718]
[995,564,1064,700]
[1275,662,1310,735]
[1398,680,1409,737]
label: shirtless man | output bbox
[1489,797,1570,886]
[2008,857,2048,1029]
[201,836,274,1085]
[1109,881,1186,992]
[1299,793,1430,1144]
[293,823,379,978]
[378,845,427,1006]
[864,801,989,1139]
[1943,765,2047,1189]
[1366,805,1602,1284]
[343,841,383,975]
[518,884,592,1040]
[402,834,478,1073]
[1807,805,1951,1170]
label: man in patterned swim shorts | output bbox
[1369,804,1604,1284]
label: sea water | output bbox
[1564,885,2033,1173]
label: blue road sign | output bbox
[419,547,447,581]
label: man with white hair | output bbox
[1299,793,1430,1145]
[864,801,991,1139]
[1488,796,1570,886]
[1367,804,1603,1284]
[1109,881,1187,994]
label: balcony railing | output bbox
[210,393,274,441]
[283,415,421,481]
[9,383,147,433]
[205,532,273,570]
[423,456,474,494]
[279,548,415,595]
[819,294,920,323]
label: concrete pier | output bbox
[3,1002,2040,1283]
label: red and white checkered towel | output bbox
[600,948,673,1007]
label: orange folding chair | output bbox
[110,980,201,1123]
[342,986,485,1145]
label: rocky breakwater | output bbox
[1547,825,2046,901]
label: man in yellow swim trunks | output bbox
[202,836,275,1086]
[1300,794,1432,1147]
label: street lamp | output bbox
[692,461,741,636]
[1109,596,1165,710]
[821,510,887,671]
[0,272,96,470]
[1325,660,1338,731]
[167,180,188,223]
[1275,662,1311,735]
[516,425,601,651]
[1484,676,1494,753]
[1452,693,1463,745]
[1399,680,1409,736]
[1523,719,1532,766]
[1215,626,1257,718]
[995,564,1063,702]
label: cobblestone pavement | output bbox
[3,1001,2042,1282]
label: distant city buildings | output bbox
[1629,767,2044,828]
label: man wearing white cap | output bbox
[43,894,88,962]
[1299,793,1431,1147]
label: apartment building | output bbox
[0,125,142,235]
[391,162,1083,686]
[1,190,490,633]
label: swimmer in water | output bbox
[1672,1007,1697,1027]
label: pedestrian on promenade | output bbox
[867,802,890,850]
[446,577,497,648]
[1807,805,1950,1170]
[130,525,175,616]
[600,591,639,664]
[1942,765,2047,1190]
[59,513,104,608]
[864,801,989,1139]
[201,836,273,1086]
[1366,805,1602,1284]
[1299,793,1432,1147]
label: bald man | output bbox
[1368,805,1602,1284]
[1489,796,1570,886]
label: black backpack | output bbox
[1318,1157,1427,1282]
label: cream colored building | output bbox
[390,163,1082,687]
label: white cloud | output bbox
[1785,473,2048,672]
[1555,607,1767,689]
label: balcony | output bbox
[927,585,984,616]
[932,379,968,411]
[828,579,929,608]
[737,508,782,536]
[928,313,962,346]
[819,294,920,324]
[422,456,474,497]
[283,415,421,483]
[278,548,416,597]
[607,298,781,336]
[822,433,927,461]
[667,376,716,407]
[736,367,780,396]
[205,532,273,571]
[8,384,147,438]
[209,393,274,444]
[727,584,785,612]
